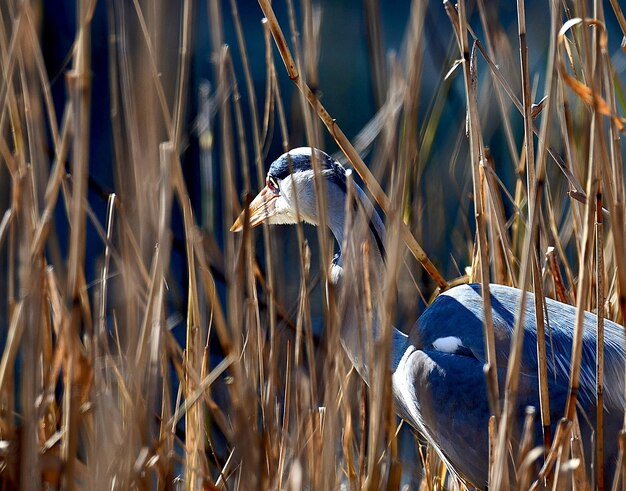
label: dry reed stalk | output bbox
[218,45,242,337]
[361,241,380,490]
[363,0,386,109]
[597,162,606,491]
[261,20,277,155]
[516,0,535,218]
[560,15,601,428]
[593,9,626,460]
[556,80,585,266]
[516,407,537,491]
[365,146,405,490]
[14,0,164,487]
[398,0,423,237]
[277,342,292,491]
[552,420,574,491]
[60,3,92,488]
[264,34,328,487]
[531,418,571,489]
[228,0,281,420]
[223,49,271,450]
[128,0,173,135]
[378,189,405,491]
[172,0,192,150]
[532,251,553,454]
[489,0,560,486]
[284,3,347,486]
[467,33,586,199]
[183,198,207,489]
[475,1,520,176]
[482,153,511,286]
[570,416,589,490]
[446,0,500,428]
[608,0,626,39]
[0,10,22,138]
[208,44,262,474]
[516,0,553,457]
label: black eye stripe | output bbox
[267,175,279,191]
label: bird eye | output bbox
[267,176,279,193]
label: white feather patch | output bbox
[432,336,463,353]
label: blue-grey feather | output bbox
[396,283,626,486]
[415,284,625,408]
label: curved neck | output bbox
[325,181,386,265]
[323,181,407,384]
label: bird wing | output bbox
[393,344,494,486]
[395,283,626,486]
[411,283,626,410]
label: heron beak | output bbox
[230,186,279,232]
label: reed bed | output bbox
[0,0,626,489]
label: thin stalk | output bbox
[447,0,500,425]
[129,0,173,136]
[597,0,626,438]
[516,1,552,453]
[490,0,560,486]
[183,199,207,489]
[228,0,278,428]
[468,35,585,196]
[363,0,386,108]
[516,407,537,491]
[62,1,92,485]
[172,0,192,150]
[532,251,552,455]
[597,148,606,491]
[561,16,602,433]
[608,0,626,38]
[476,0,520,175]
[97,194,116,349]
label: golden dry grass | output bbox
[0,0,626,489]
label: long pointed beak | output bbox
[230,186,279,232]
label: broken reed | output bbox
[1,0,626,489]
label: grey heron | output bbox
[231,147,626,487]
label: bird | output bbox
[231,147,626,487]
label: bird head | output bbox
[230,147,346,232]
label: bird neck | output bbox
[323,180,407,384]
[324,180,386,269]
